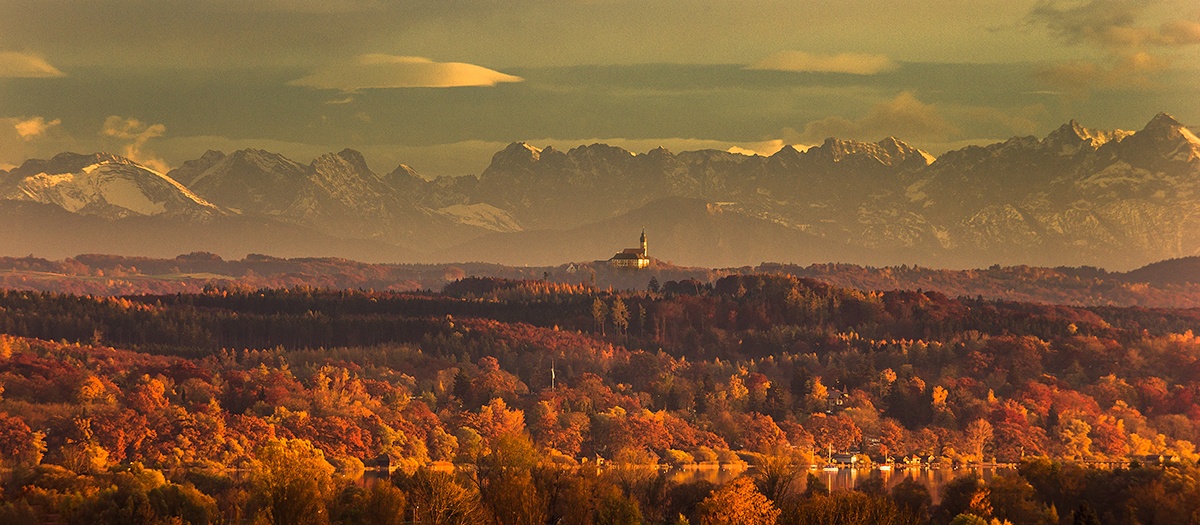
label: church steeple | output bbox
[608,229,651,268]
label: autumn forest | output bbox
[0,271,1198,524]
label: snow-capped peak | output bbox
[1041,119,1129,155]
[1145,112,1184,131]
[1,152,221,218]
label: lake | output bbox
[667,465,1016,503]
[350,464,1015,504]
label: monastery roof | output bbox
[610,252,646,261]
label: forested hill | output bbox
[0,275,1198,523]
[4,252,1200,308]
[1,275,1196,354]
[1120,256,1200,285]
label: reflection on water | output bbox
[669,465,1016,503]
[345,469,390,489]
[662,465,749,486]
[346,465,1015,504]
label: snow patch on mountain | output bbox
[1168,127,1200,162]
[437,203,522,232]
[905,179,930,202]
[91,175,167,215]
[1076,162,1154,189]
[5,158,218,217]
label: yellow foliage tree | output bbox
[807,377,828,412]
[964,419,993,463]
[251,438,335,525]
[76,376,112,404]
[1057,419,1092,460]
[727,371,749,402]
[932,386,949,408]
[696,477,780,525]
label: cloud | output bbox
[222,0,389,14]
[1028,0,1200,93]
[789,92,958,144]
[0,116,72,170]
[289,54,524,92]
[959,105,1047,136]
[1030,0,1200,50]
[726,140,809,157]
[100,116,170,173]
[1033,50,1169,95]
[0,51,65,78]
[746,51,897,75]
[13,117,62,139]
[1158,19,1200,45]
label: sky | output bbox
[1,0,1198,178]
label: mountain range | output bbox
[1,113,1197,270]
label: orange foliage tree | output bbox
[696,477,780,525]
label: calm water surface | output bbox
[351,465,1013,504]
[668,465,1015,503]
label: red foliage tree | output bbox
[804,413,862,452]
[0,413,39,464]
[736,413,788,453]
[988,401,1047,461]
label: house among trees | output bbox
[373,453,396,472]
[831,453,859,465]
[609,229,651,268]
[1132,453,1180,465]
[827,388,850,413]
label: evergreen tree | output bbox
[790,367,812,399]
[453,370,472,404]
[1072,502,1100,525]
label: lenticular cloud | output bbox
[0,52,65,78]
[290,54,524,91]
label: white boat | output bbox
[823,444,838,471]
[878,456,893,471]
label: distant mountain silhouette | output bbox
[0,200,413,262]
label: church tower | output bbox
[609,229,651,268]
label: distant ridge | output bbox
[3,249,1200,309]
[1121,256,1200,285]
[0,200,414,263]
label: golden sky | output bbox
[1,0,1197,176]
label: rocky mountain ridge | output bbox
[1,113,1196,270]
[0,152,222,219]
